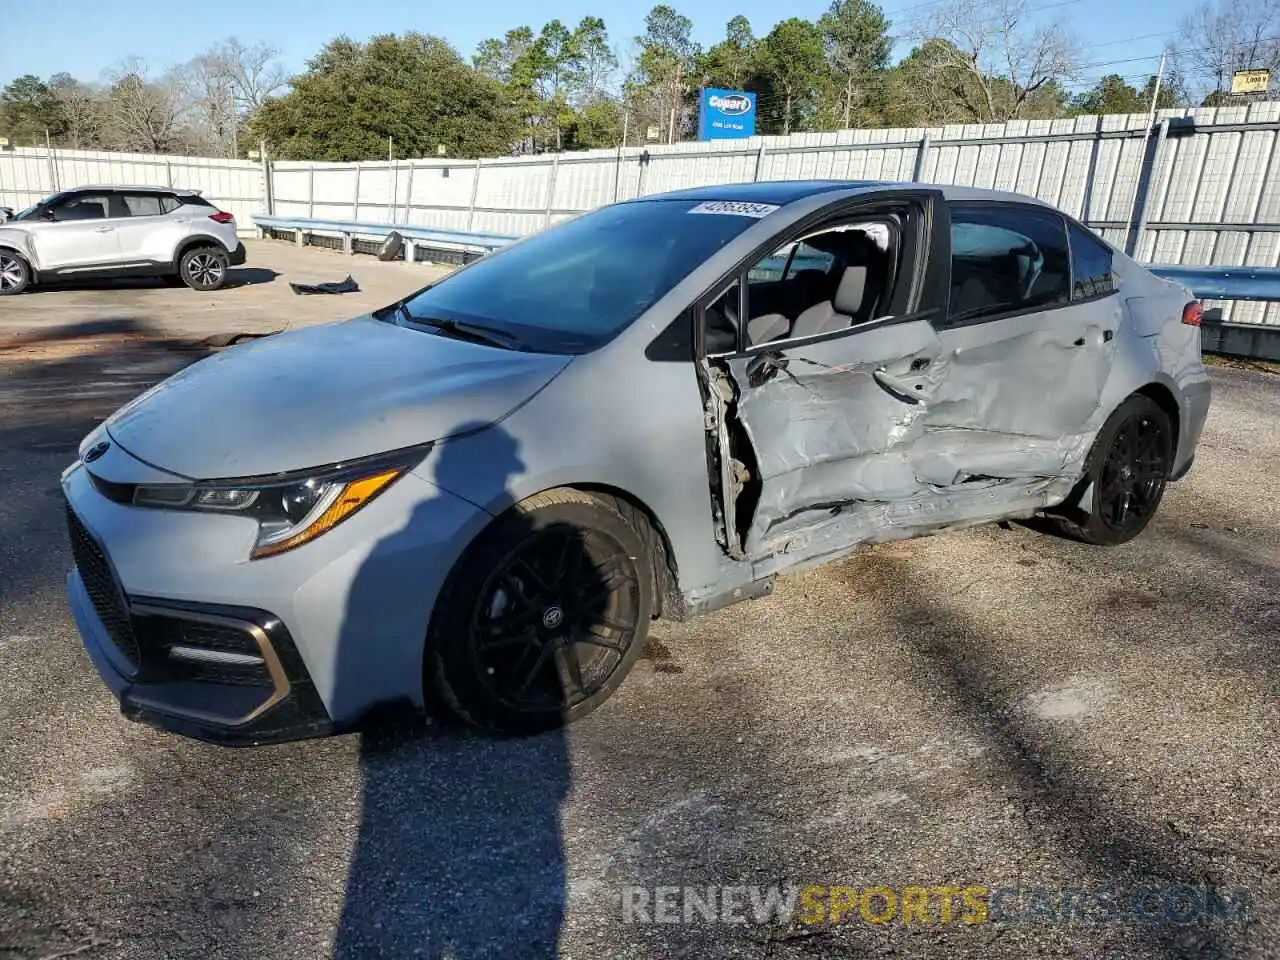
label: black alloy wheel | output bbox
[472,525,641,715]
[1096,411,1169,536]
[1050,394,1173,545]
[427,488,655,734]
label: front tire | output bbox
[179,246,229,291]
[427,489,654,735]
[0,251,31,295]
[1051,394,1173,545]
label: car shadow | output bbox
[332,422,586,959]
[25,267,279,293]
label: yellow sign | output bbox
[1231,69,1271,94]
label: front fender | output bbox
[0,228,37,268]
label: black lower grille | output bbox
[66,505,140,668]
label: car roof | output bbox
[639,179,1054,209]
[65,184,202,196]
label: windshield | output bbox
[13,194,60,221]
[387,199,763,354]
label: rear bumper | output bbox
[229,242,247,266]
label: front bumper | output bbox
[67,506,333,745]
[60,440,491,744]
[229,242,247,266]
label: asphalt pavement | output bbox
[0,251,1276,959]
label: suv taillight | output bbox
[209,211,234,224]
[1182,301,1204,326]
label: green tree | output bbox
[474,27,536,86]
[759,18,827,135]
[571,17,618,103]
[1067,74,1145,115]
[250,33,521,160]
[818,0,892,128]
[698,16,760,90]
[567,98,624,148]
[1067,72,1181,116]
[0,75,66,144]
[627,5,701,143]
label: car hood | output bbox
[103,316,571,479]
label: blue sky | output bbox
[1,0,1195,91]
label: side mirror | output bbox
[41,208,57,221]
[0,207,12,222]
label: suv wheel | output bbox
[0,251,31,295]
[179,246,229,291]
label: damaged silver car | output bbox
[62,181,1211,742]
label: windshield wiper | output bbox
[397,305,522,350]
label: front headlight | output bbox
[132,450,424,559]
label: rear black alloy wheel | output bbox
[180,246,229,291]
[0,251,30,295]
[1097,413,1168,535]
[1052,394,1173,545]
[428,489,654,734]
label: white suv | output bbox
[0,185,245,295]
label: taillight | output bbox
[1182,301,1203,326]
[209,211,234,224]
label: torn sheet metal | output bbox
[715,307,1116,564]
[289,275,360,295]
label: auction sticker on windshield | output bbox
[688,200,780,218]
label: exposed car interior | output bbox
[705,219,900,352]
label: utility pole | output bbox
[668,63,682,144]
[1146,51,1167,127]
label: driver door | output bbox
[700,190,958,571]
[26,192,123,271]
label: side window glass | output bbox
[748,244,794,283]
[948,204,1070,323]
[160,195,182,214]
[123,194,164,217]
[1068,222,1115,300]
[786,242,836,279]
[51,195,109,221]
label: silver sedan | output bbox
[61,180,1211,742]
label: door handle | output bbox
[872,367,923,405]
[94,226,115,233]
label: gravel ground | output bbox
[0,285,1275,960]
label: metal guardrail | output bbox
[1148,265,1280,303]
[253,215,1280,360]
[252,215,517,261]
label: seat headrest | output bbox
[832,266,868,316]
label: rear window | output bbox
[1069,222,1116,299]
[122,194,164,217]
[948,203,1071,323]
[392,200,761,354]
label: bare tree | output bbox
[908,0,1080,122]
[101,59,187,153]
[209,38,287,113]
[48,73,105,148]
[1173,0,1280,100]
[174,39,285,156]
